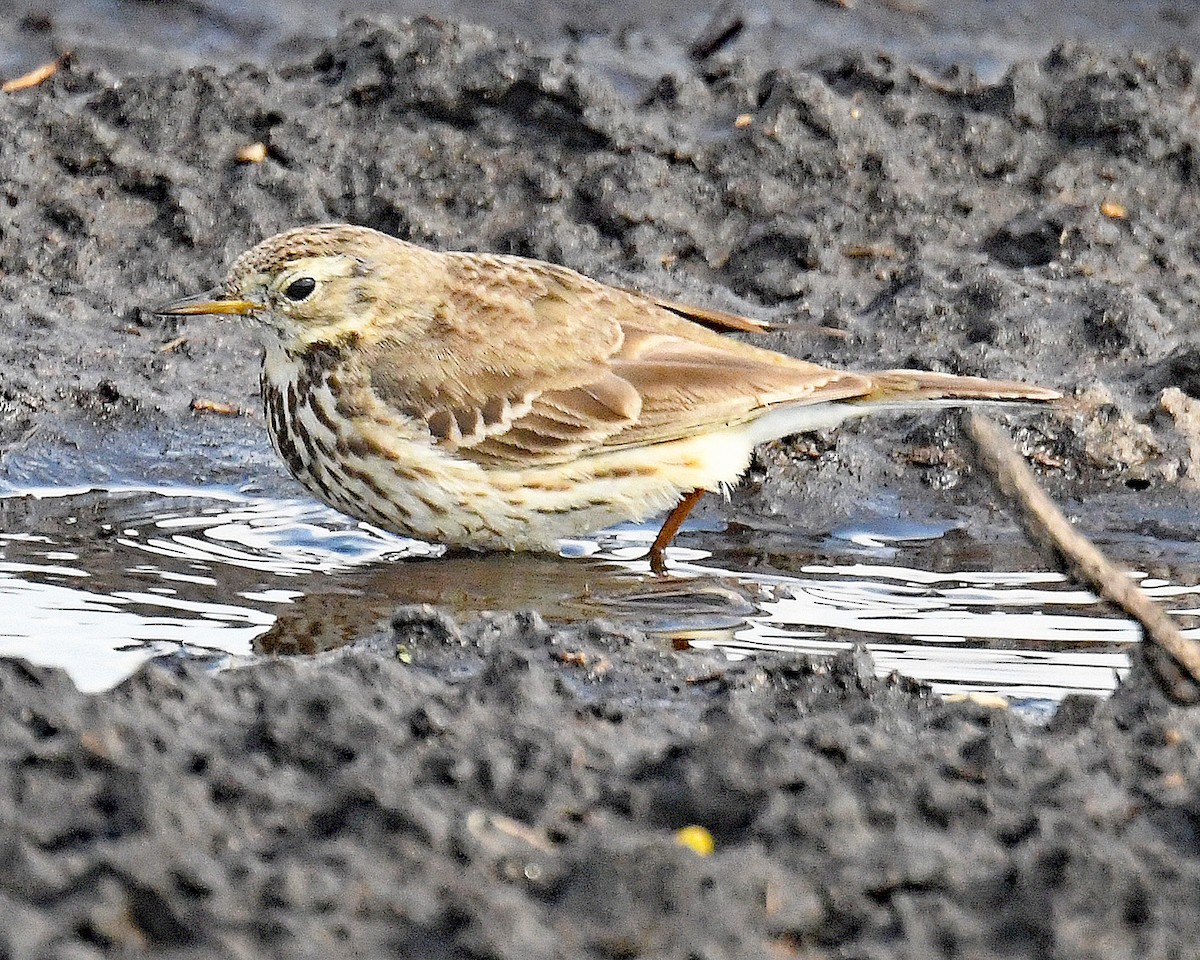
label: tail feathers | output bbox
[852,369,1060,405]
[740,368,1057,447]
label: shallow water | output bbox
[4,486,1197,712]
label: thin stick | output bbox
[963,411,1200,705]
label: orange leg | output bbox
[647,488,707,575]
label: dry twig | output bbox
[963,412,1200,705]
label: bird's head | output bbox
[157,224,429,354]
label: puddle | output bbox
[2,485,1199,712]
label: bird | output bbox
[159,223,1058,573]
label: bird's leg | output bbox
[647,488,707,575]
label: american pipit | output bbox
[160,224,1058,572]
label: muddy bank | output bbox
[1,610,1197,958]
[1,11,1200,958]
[4,0,1200,82]
[2,16,1200,534]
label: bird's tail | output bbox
[849,369,1060,406]
[741,369,1057,447]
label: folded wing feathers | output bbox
[420,391,535,446]
[646,294,775,333]
[380,266,1055,466]
[415,361,1054,465]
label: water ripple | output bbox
[1,485,1194,706]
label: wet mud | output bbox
[2,5,1200,957]
[3,614,1199,958]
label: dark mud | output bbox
[2,8,1200,957]
[4,0,1200,81]
[4,16,1200,529]
[3,610,1199,959]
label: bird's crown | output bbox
[226,223,391,291]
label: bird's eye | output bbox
[282,277,317,302]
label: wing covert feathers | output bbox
[363,246,1055,466]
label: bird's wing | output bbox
[632,290,775,334]
[367,254,873,466]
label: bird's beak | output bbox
[156,287,261,317]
